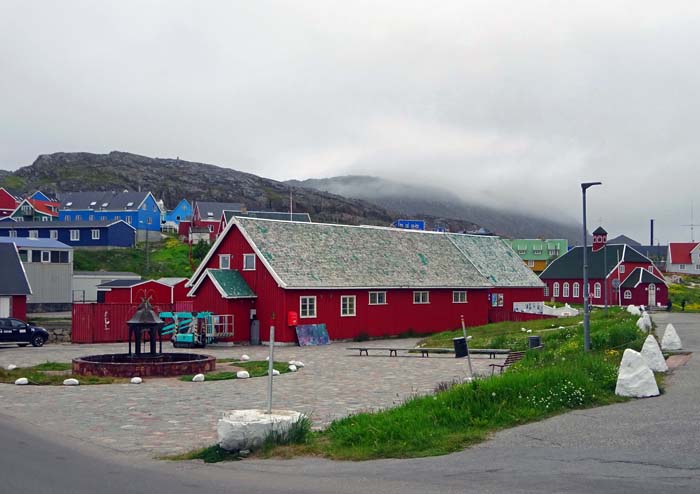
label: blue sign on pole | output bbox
[393,219,426,231]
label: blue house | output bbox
[58,191,161,241]
[0,220,136,248]
[29,190,57,202]
[162,199,192,230]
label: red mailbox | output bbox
[287,311,299,326]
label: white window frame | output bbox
[553,282,560,297]
[594,282,601,299]
[563,282,570,298]
[147,216,152,225]
[369,291,387,305]
[75,214,82,221]
[65,214,71,221]
[527,260,535,267]
[41,250,50,263]
[573,282,580,298]
[219,254,231,270]
[70,229,80,241]
[91,229,100,240]
[88,214,94,221]
[9,230,17,238]
[679,264,686,270]
[50,230,58,239]
[452,290,467,303]
[544,285,549,297]
[41,216,50,222]
[28,230,38,239]
[413,291,430,304]
[696,264,700,271]
[619,265,625,274]
[340,295,356,317]
[300,296,317,318]
[243,253,256,271]
[624,290,632,300]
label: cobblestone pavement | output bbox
[0,340,500,457]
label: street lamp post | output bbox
[582,181,602,352]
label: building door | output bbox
[648,283,656,307]
[250,319,260,345]
[0,297,9,317]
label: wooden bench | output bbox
[489,351,526,375]
[468,348,510,359]
[346,347,511,358]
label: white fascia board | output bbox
[107,220,137,231]
[135,192,155,211]
[185,216,239,288]
[186,269,212,297]
[282,285,493,290]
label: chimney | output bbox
[650,219,654,246]
[592,226,607,252]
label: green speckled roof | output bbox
[447,234,544,287]
[233,218,541,289]
[208,269,256,298]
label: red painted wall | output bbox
[192,278,253,342]
[172,280,190,302]
[487,287,545,323]
[0,189,18,215]
[622,283,669,307]
[102,287,131,304]
[102,281,174,304]
[12,295,27,320]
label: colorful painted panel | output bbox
[295,324,330,346]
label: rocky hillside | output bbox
[287,175,582,242]
[0,152,412,227]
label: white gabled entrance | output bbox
[0,297,10,317]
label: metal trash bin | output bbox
[453,337,468,358]
[528,335,541,349]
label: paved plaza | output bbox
[0,340,498,457]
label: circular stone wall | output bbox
[72,353,216,377]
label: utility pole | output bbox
[581,181,602,352]
[682,201,699,242]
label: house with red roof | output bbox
[667,242,700,275]
[11,198,59,222]
[540,226,668,308]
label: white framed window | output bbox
[41,216,50,222]
[65,214,71,221]
[89,201,96,207]
[75,214,82,221]
[544,285,549,297]
[624,290,632,300]
[114,215,121,221]
[21,204,31,214]
[41,250,50,263]
[369,291,387,305]
[413,291,429,304]
[573,282,580,298]
[696,264,700,271]
[101,215,107,221]
[619,265,625,274]
[300,296,317,318]
[517,249,526,255]
[594,282,601,298]
[9,230,17,238]
[208,225,214,233]
[28,230,38,239]
[50,230,58,239]
[533,249,542,255]
[91,229,100,240]
[452,290,467,303]
[527,260,535,267]
[553,282,560,297]
[126,216,132,224]
[147,217,152,225]
[70,229,80,241]
[219,254,231,269]
[243,254,256,270]
[340,295,356,317]
[88,214,94,221]
[15,217,23,222]
[563,282,570,298]
[679,264,686,270]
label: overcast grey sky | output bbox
[1,1,698,243]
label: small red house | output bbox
[97,279,174,304]
[540,227,668,308]
[157,277,190,302]
[186,217,545,343]
[0,243,32,319]
[192,201,245,242]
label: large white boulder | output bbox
[6,364,17,371]
[236,371,250,379]
[640,335,668,372]
[192,374,205,382]
[218,409,303,452]
[627,305,641,316]
[63,378,80,386]
[14,377,28,385]
[661,324,682,351]
[636,314,652,332]
[615,349,659,398]
[130,377,143,384]
[288,364,297,372]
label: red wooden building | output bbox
[0,188,20,219]
[0,243,32,319]
[186,217,545,344]
[539,227,668,308]
[97,279,176,304]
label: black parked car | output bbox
[0,318,49,347]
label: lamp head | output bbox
[581,181,602,191]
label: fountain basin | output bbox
[72,353,216,377]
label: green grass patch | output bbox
[0,362,124,385]
[668,280,700,311]
[178,360,291,382]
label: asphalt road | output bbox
[2,311,698,494]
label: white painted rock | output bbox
[6,364,17,371]
[240,354,250,361]
[636,315,652,332]
[615,349,659,398]
[521,328,527,332]
[14,377,28,385]
[236,371,250,379]
[192,374,205,382]
[288,364,297,372]
[294,361,304,368]
[627,305,641,316]
[661,324,682,351]
[130,377,143,384]
[218,409,303,452]
[265,356,270,361]
[267,369,280,376]
[526,329,532,333]
[640,335,668,372]
[63,378,80,386]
